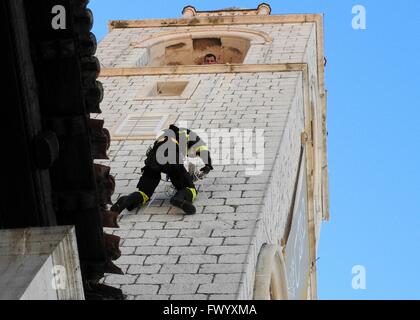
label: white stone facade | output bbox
[95,10,327,300]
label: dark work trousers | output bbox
[136,164,196,199]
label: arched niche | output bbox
[132,28,272,66]
[253,244,289,300]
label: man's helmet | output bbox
[155,129,166,140]
[155,126,176,140]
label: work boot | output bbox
[110,196,128,214]
[111,191,145,213]
[170,188,196,215]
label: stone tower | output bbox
[95,3,329,300]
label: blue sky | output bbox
[90,0,420,299]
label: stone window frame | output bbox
[111,113,177,140]
[135,79,200,100]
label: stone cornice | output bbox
[99,63,307,77]
[108,13,322,30]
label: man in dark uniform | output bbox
[111,124,213,215]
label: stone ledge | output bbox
[108,14,322,30]
[0,226,84,300]
[100,63,307,77]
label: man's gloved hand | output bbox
[200,164,213,176]
[125,191,143,211]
